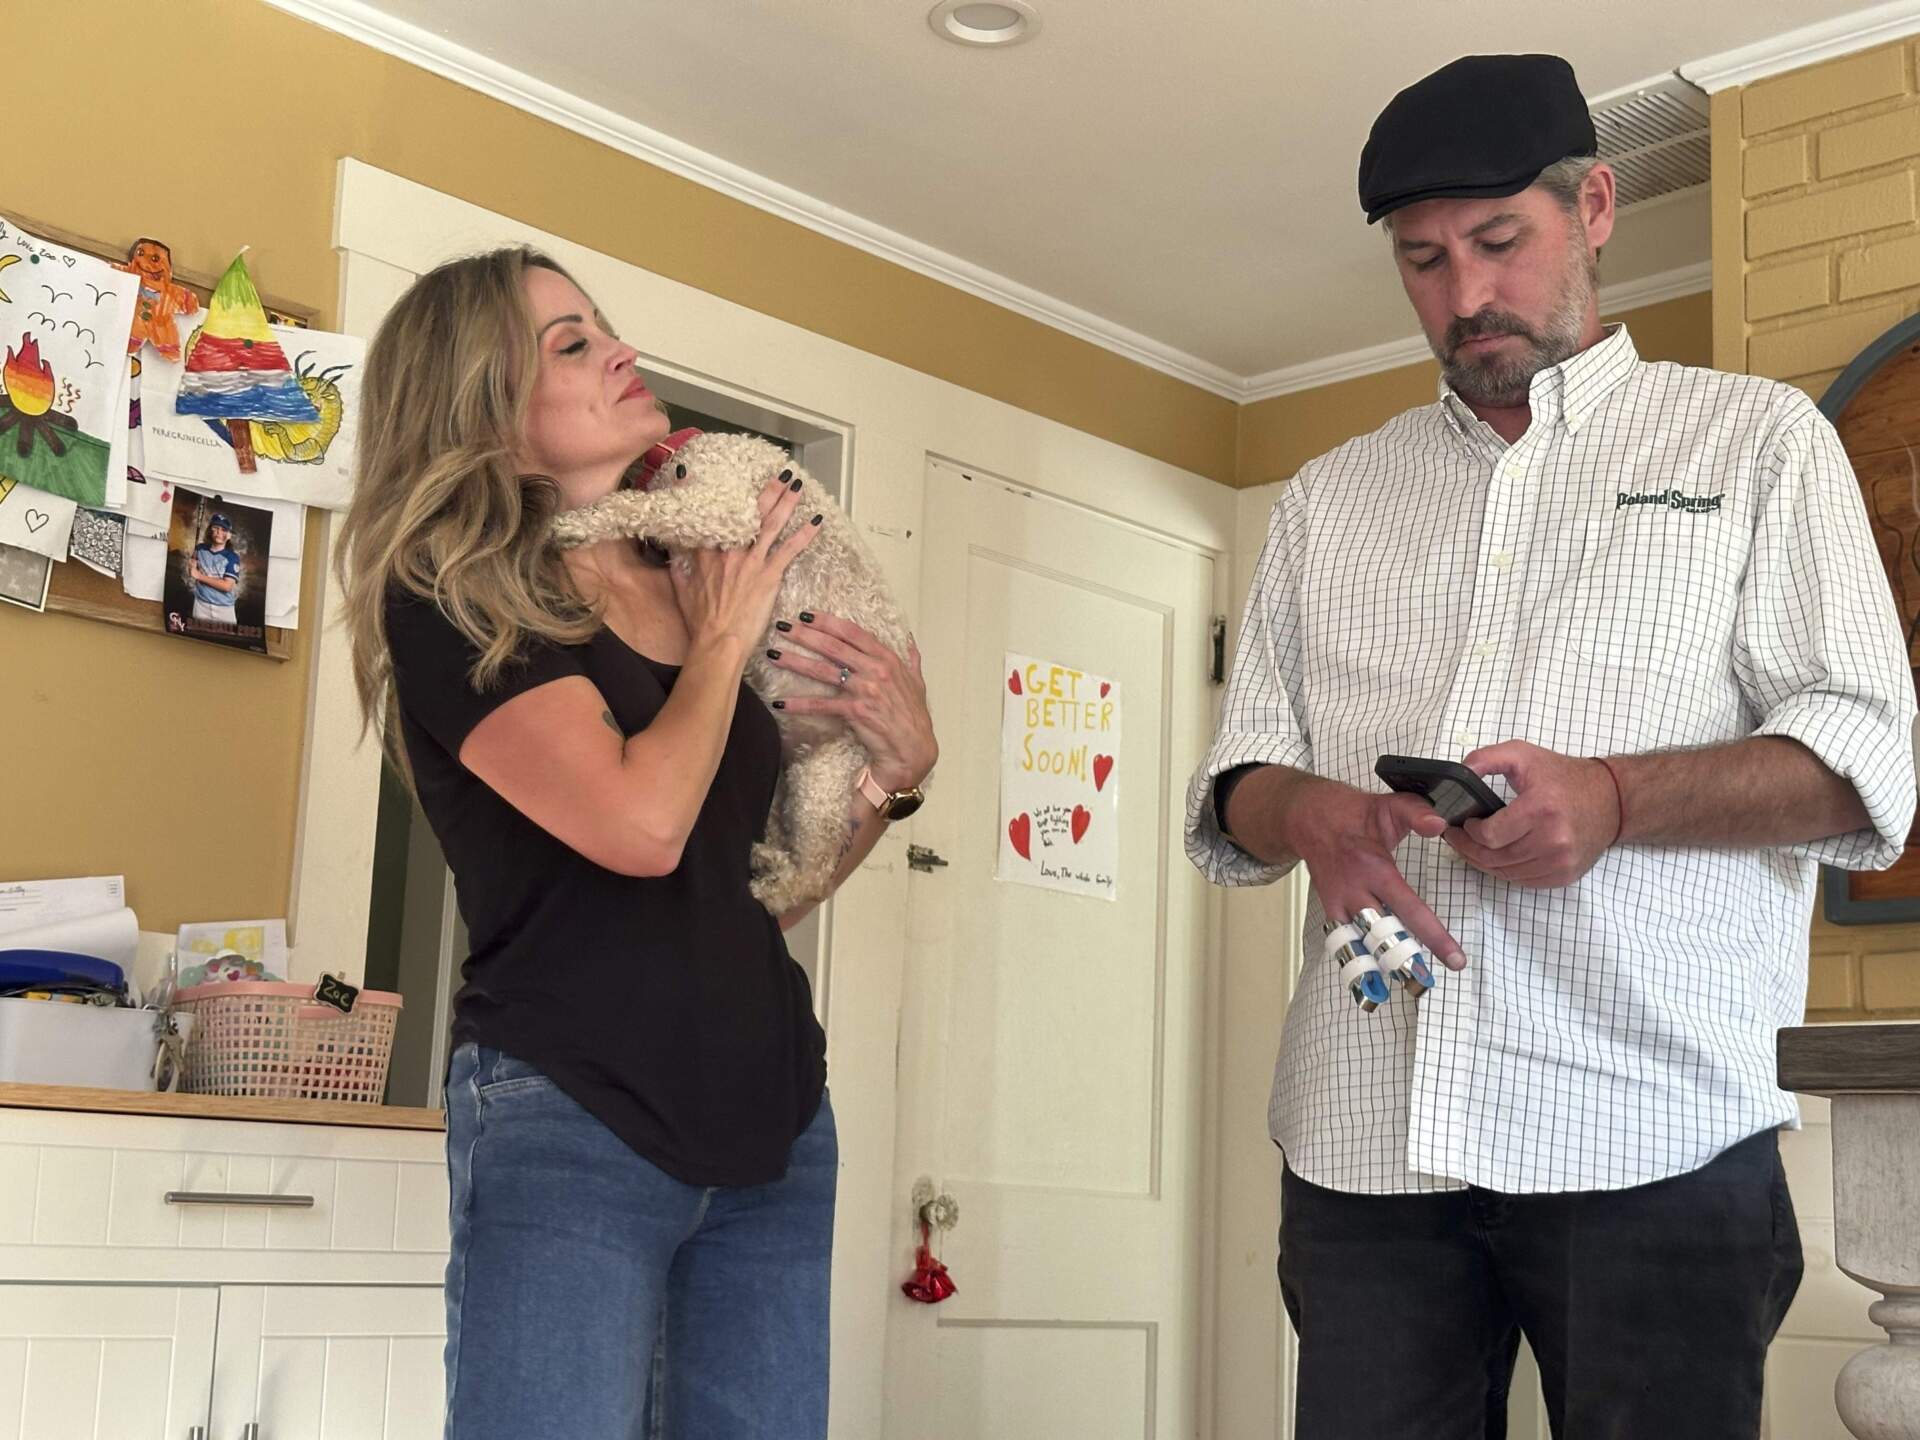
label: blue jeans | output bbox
[443,1043,835,1439]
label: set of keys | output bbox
[1323,907,1436,1012]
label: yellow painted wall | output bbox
[0,0,1725,944]
[0,0,1236,933]
[1715,36,1920,1020]
[1237,290,1714,488]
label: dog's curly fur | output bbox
[551,431,913,914]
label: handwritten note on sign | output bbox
[996,652,1121,900]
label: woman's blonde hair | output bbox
[334,246,600,769]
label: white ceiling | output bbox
[291,0,1905,394]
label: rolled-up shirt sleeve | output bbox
[1185,477,1316,886]
[1735,399,1918,870]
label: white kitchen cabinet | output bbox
[0,1100,449,1439]
[0,1284,217,1440]
[211,1286,444,1439]
[0,1282,445,1440]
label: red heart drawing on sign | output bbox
[1071,806,1091,843]
[1099,681,1111,698]
[1008,669,1023,696]
[1008,813,1032,860]
[1093,755,1114,792]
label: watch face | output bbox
[884,789,925,820]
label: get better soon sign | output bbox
[997,652,1120,901]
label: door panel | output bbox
[940,550,1174,1199]
[928,1321,1153,1437]
[886,458,1217,1438]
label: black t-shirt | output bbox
[385,593,826,1186]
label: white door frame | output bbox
[320,157,1237,1436]
[283,247,416,986]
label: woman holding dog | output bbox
[336,247,937,1439]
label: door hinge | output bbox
[1210,614,1227,685]
[907,845,949,873]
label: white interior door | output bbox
[211,1285,445,1439]
[884,457,1218,1437]
[0,1283,217,1440]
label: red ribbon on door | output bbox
[901,1217,956,1304]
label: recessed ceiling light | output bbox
[928,0,1041,48]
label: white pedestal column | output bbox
[1830,1093,1920,1440]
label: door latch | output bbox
[907,845,949,873]
[911,1176,960,1233]
[902,1176,960,1304]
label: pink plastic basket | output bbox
[176,980,403,1103]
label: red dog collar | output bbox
[635,427,704,488]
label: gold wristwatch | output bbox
[857,766,926,821]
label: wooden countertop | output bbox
[0,1082,445,1131]
[1778,1021,1920,1096]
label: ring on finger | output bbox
[835,664,852,687]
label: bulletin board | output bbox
[3,210,318,661]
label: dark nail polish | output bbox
[810,513,823,525]
[779,469,793,483]
[775,620,793,633]
[789,478,803,492]
[674,463,687,479]
[799,611,815,623]
[767,648,782,660]
[771,700,786,710]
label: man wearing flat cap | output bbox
[1188,53,1915,1437]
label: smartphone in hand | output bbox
[1374,754,1506,826]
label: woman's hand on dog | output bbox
[670,473,819,659]
[767,613,938,791]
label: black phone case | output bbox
[1374,754,1506,824]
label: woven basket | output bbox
[176,980,402,1104]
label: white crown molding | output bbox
[1679,0,1920,92]
[260,0,1248,400]
[1239,261,1713,402]
[1240,334,1436,402]
[265,0,1721,408]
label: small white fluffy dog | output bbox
[551,430,914,914]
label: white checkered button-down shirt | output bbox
[1188,326,1917,1195]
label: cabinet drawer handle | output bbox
[163,1191,316,1209]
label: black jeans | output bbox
[1278,1128,1803,1440]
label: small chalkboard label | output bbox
[313,973,360,1015]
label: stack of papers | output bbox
[0,875,139,980]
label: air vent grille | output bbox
[1590,76,1710,209]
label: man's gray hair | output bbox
[1532,155,1601,216]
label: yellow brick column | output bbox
[1720,37,1920,1021]
[1736,41,1920,397]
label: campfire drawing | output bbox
[0,335,78,458]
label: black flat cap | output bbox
[1358,54,1597,224]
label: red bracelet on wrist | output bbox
[1595,755,1628,847]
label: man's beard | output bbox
[1437,241,1597,409]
